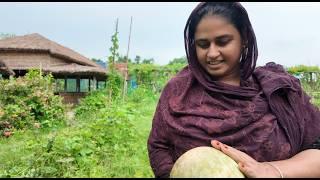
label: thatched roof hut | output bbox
[43,63,106,77]
[0,59,15,76]
[0,33,107,104]
[0,33,106,77]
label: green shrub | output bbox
[75,89,109,117]
[19,95,140,177]
[128,63,186,93]
[127,85,157,104]
[106,70,124,99]
[0,69,66,133]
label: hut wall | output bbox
[0,52,69,69]
[58,92,87,105]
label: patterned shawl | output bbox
[148,63,320,177]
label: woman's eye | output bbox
[196,40,210,49]
[216,38,231,46]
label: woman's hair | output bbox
[184,2,258,80]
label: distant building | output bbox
[95,60,107,69]
[0,33,108,104]
[114,63,129,80]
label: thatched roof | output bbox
[43,63,106,77]
[0,59,15,76]
[0,33,103,69]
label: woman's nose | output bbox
[207,43,220,59]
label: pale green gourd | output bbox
[170,146,245,178]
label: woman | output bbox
[147,2,320,178]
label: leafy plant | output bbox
[0,69,66,133]
[106,71,124,99]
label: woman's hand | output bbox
[211,140,282,178]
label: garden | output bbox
[0,63,319,177]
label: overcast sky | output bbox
[1,2,320,67]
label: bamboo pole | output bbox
[123,16,133,100]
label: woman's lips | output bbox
[207,60,224,67]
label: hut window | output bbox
[97,81,106,89]
[80,79,89,92]
[66,78,77,92]
[90,78,97,91]
[55,79,65,92]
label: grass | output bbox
[91,95,157,178]
[0,89,158,178]
[0,127,61,177]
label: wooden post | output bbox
[123,16,133,100]
[113,18,119,68]
[39,62,42,77]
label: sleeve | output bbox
[147,102,174,178]
[301,91,320,150]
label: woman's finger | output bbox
[213,140,256,164]
[211,140,244,163]
[211,140,222,150]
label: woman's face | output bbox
[195,15,243,83]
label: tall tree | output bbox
[142,58,155,64]
[108,18,120,72]
[117,55,132,63]
[91,58,106,68]
[168,56,187,65]
[134,55,141,64]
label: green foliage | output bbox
[23,108,138,177]
[117,55,131,63]
[0,69,66,133]
[286,65,320,106]
[310,93,320,107]
[287,65,319,85]
[133,55,141,64]
[286,65,320,75]
[74,89,109,118]
[168,56,187,65]
[108,19,120,70]
[91,58,106,68]
[129,63,186,92]
[108,31,119,63]
[106,71,124,99]
[312,95,320,107]
[132,55,155,65]
[301,80,320,92]
[141,58,154,64]
[0,86,157,177]
[75,70,124,119]
[127,84,158,103]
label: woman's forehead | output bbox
[195,15,239,40]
